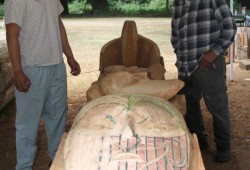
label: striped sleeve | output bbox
[211,0,237,56]
[4,0,26,27]
[171,17,179,54]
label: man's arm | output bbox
[170,18,179,54]
[6,23,31,92]
[58,17,81,76]
[211,0,237,56]
[199,0,237,69]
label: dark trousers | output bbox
[178,56,231,149]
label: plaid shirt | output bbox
[171,0,237,76]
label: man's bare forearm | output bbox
[6,23,31,92]
[6,23,22,74]
[58,17,74,60]
[58,17,81,76]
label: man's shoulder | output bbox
[5,0,25,3]
[4,0,27,5]
[4,0,28,25]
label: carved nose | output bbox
[121,125,133,139]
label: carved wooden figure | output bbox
[50,94,204,170]
[87,20,183,110]
[50,20,205,170]
[99,20,165,80]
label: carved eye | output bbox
[89,114,117,130]
[98,114,116,129]
[73,104,124,134]
[105,115,117,124]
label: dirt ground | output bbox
[0,18,249,170]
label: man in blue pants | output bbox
[4,0,81,169]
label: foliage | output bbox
[68,0,92,14]
[109,0,166,15]
[68,0,171,16]
[0,4,4,17]
[0,0,244,18]
[107,0,141,15]
[93,0,171,16]
[108,0,173,16]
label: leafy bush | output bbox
[0,0,174,17]
[68,0,91,15]
[107,0,170,16]
[67,0,174,16]
[107,0,141,15]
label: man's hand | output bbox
[58,17,81,76]
[6,23,29,92]
[14,70,31,92]
[199,50,217,69]
[67,57,81,76]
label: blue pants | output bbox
[15,63,67,170]
[178,56,231,149]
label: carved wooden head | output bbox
[64,94,190,170]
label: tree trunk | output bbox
[166,0,169,9]
[60,0,69,16]
[166,0,171,15]
[89,0,108,10]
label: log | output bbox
[0,62,13,93]
[0,40,8,59]
[0,85,15,111]
[0,40,15,111]
[50,133,67,170]
[235,32,250,60]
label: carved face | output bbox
[64,94,189,170]
[72,94,186,137]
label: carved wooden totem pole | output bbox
[50,21,205,170]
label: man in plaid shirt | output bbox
[171,0,237,163]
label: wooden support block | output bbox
[239,59,250,70]
[238,46,249,60]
